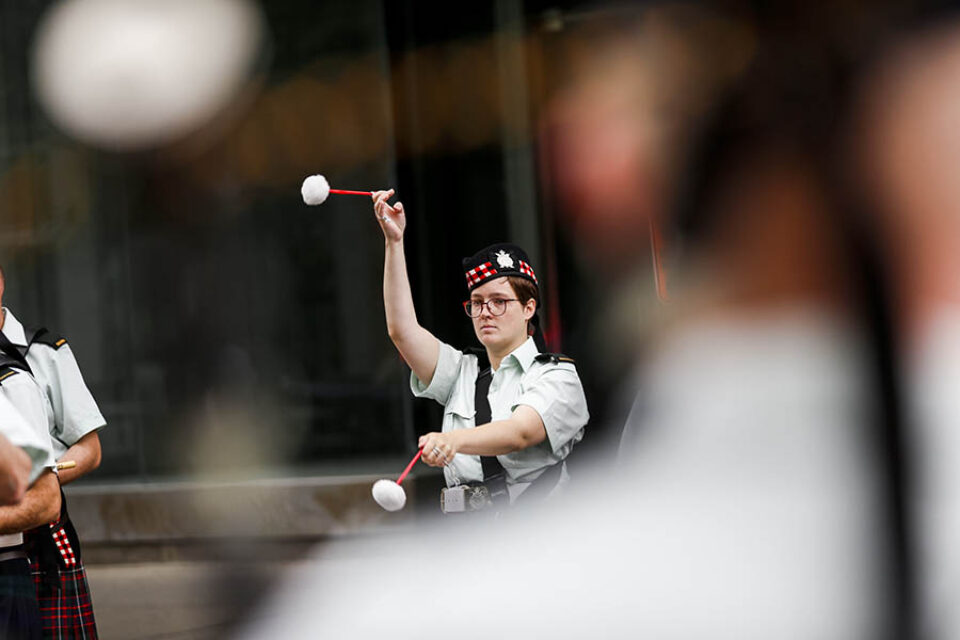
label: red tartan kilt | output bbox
[25,525,98,640]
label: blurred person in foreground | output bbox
[0,433,35,507]
[550,14,898,635]
[853,17,960,638]
[368,189,588,513]
[0,396,53,507]
[0,268,105,638]
[605,46,896,636]
[238,36,894,640]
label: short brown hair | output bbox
[506,276,539,336]
[506,276,539,306]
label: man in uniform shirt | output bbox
[0,352,60,639]
[0,268,105,638]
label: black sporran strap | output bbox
[474,365,506,481]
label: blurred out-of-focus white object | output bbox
[301,175,331,206]
[31,0,265,150]
[910,311,960,638]
[371,479,406,512]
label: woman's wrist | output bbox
[447,429,467,453]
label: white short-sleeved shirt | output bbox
[2,308,106,459]
[0,369,56,483]
[411,337,588,497]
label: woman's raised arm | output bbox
[373,189,440,386]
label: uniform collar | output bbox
[501,336,539,372]
[0,308,27,347]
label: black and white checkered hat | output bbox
[462,242,538,292]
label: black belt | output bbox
[473,472,510,507]
[0,545,27,563]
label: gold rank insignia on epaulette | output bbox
[0,367,19,384]
[26,328,68,351]
[534,353,576,365]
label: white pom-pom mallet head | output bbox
[372,449,422,512]
[372,479,407,512]
[301,174,374,205]
[301,174,330,205]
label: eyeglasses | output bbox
[462,298,519,317]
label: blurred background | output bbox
[3,0,651,481]
[4,0,960,637]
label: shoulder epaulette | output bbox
[0,366,18,385]
[535,353,576,365]
[26,327,67,351]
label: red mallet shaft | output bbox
[372,449,422,511]
[329,189,372,196]
[396,449,423,486]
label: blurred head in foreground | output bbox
[541,5,754,278]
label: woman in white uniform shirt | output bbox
[371,189,588,508]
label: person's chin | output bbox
[476,327,499,345]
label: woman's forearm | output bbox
[449,408,548,456]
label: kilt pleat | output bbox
[26,523,98,640]
[29,559,97,640]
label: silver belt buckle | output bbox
[440,485,493,513]
[441,486,466,513]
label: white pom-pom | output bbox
[372,479,407,512]
[301,174,330,205]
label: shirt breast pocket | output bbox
[442,399,474,431]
